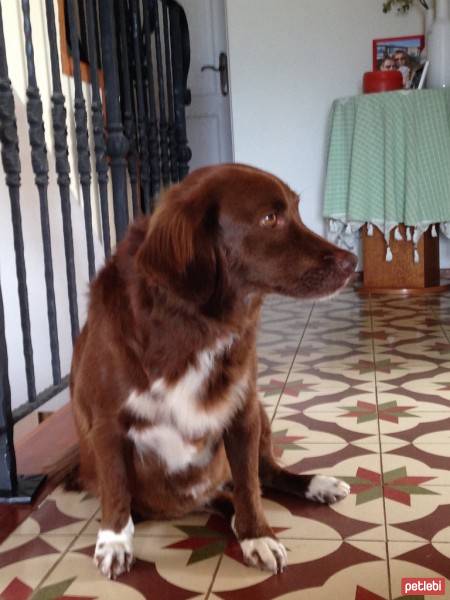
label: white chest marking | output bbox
[128,424,213,473]
[126,335,248,439]
[126,336,249,473]
[186,479,212,500]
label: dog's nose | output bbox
[323,250,357,275]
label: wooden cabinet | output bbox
[361,225,444,293]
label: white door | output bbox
[178,0,233,170]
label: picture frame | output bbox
[372,35,425,71]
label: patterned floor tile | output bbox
[376,405,450,439]
[301,353,380,380]
[0,534,74,599]
[389,541,450,599]
[381,443,450,486]
[400,372,450,408]
[276,443,386,535]
[3,289,450,598]
[263,489,386,542]
[297,391,380,415]
[211,541,388,599]
[257,372,292,413]
[379,416,450,446]
[272,410,380,444]
[275,371,361,406]
[12,487,99,536]
[83,510,212,539]
[37,534,219,599]
[386,486,450,543]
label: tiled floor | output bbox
[2,287,450,599]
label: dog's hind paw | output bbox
[305,475,350,504]
[94,517,134,579]
[240,537,288,573]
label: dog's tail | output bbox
[42,444,83,492]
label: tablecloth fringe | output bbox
[327,219,450,264]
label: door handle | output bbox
[201,52,229,96]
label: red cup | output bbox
[363,70,403,94]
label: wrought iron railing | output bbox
[0,0,191,502]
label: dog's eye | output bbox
[260,213,278,228]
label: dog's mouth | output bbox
[316,274,355,302]
[288,264,356,301]
[244,251,357,301]
[267,273,353,301]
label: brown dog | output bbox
[70,163,356,579]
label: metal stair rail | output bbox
[0,0,191,503]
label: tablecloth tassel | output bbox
[367,223,373,236]
[414,247,420,264]
[394,226,402,241]
[441,222,450,237]
[413,228,420,244]
[386,246,393,262]
[431,224,437,237]
[345,223,352,236]
[406,227,412,241]
[329,219,336,233]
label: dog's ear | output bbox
[136,188,230,312]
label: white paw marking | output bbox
[240,537,288,573]
[305,475,350,504]
[94,516,134,579]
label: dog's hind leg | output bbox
[257,404,350,504]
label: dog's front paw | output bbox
[94,517,134,579]
[240,537,288,573]
[305,475,350,504]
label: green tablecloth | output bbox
[323,88,450,258]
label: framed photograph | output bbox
[373,35,425,70]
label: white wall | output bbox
[225,0,450,267]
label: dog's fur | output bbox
[70,164,357,578]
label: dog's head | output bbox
[136,164,356,311]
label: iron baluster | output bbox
[0,0,18,496]
[169,1,191,180]
[0,2,35,403]
[67,0,95,280]
[142,0,161,201]
[130,0,151,213]
[20,0,61,385]
[84,0,111,256]
[152,0,170,186]
[117,0,140,219]
[44,0,79,343]
[0,283,16,494]
[98,0,129,242]
[162,0,179,183]
[0,0,45,503]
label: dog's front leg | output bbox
[90,424,134,579]
[224,398,287,573]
